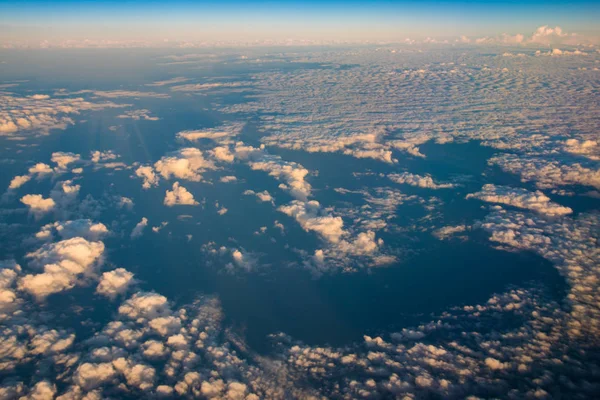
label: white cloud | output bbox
[154,148,215,182]
[35,219,109,241]
[130,217,148,239]
[51,151,80,170]
[20,194,56,217]
[96,268,135,300]
[467,184,572,216]
[164,182,199,206]
[8,175,30,190]
[135,166,159,189]
[388,172,456,189]
[117,109,160,121]
[243,189,274,203]
[279,200,345,243]
[19,237,105,300]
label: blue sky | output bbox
[0,0,599,43]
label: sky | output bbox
[0,0,599,45]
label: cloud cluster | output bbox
[136,148,216,189]
[0,92,122,138]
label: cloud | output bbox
[96,268,135,300]
[117,109,160,121]
[279,200,345,243]
[489,154,600,190]
[145,77,189,87]
[18,237,105,300]
[20,194,56,217]
[432,225,468,240]
[388,172,456,189]
[176,124,242,143]
[35,219,109,242]
[466,184,572,216]
[153,148,216,182]
[8,175,30,190]
[243,189,274,203]
[68,90,169,99]
[135,166,159,189]
[0,92,123,138]
[163,182,199,206]
[130,218,148,239]
[51,152,81,170]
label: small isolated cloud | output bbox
[164,182,199,206]
[131,217,148,239]
[135,166,159,189]
[21,194,56,217]
[466,184,572,216]
[8,175,30,190]
[388,172,456,189]
[433,225,469,240]
[243,189,274,204]
[117,109,160,121]
[176,124,242,143]
[220,175,237,183]
[51,151,81,170]
[96,268,135,300]
[145,77,189,87]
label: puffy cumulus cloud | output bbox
[20,194,56,217]
[228,249,256,273]
[563,139,599,160]
[388,172,456,189]
[51,151,81,170]
[135,166,159,189]
[28,163,54,176]
[535,48,588,57]
[8,174,30,190]
[220,175,238,183]
[247,155,312,201]
[528,25,573,45]
[279,200,345,243]
[118,292,171,321]
[19,237,105,300]
[489,154,600,190]
[154,148,215,182]
[130,217,148,239]
[90,150,118,163]
[0,91,123,138]
[112,357,156,391]
[210,146,235,163]
[243,189,274,204]
[74,362,118,391]
[466,184,573,216]
[96,268,135,300]
[35,219,109,242]
[163,182,199,206]
[21,380,57,399]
